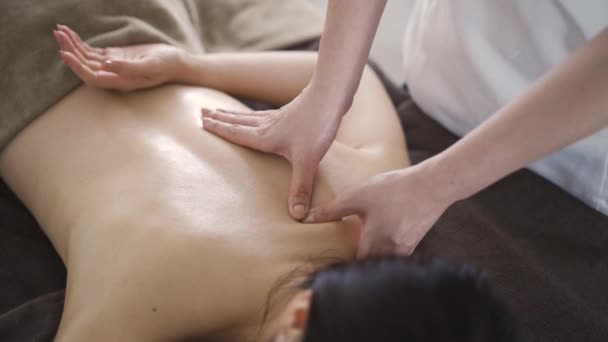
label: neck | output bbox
[255,273,312,342]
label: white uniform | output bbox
[403,0,608,215]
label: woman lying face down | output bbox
[0,26,517,341]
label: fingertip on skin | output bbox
[302,208,320,223]
[214,108,231,116]
[395,242,416,256]
[290,204,308,221]
[397,248,414,257]
[302,212,315,224]
[203,109,232,122]
[216,108,228,113]
[201,117,214,130]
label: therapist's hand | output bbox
[199,0,387,220]
[54,25,184,92]
[304,164,453,257]
[201,87,345,220]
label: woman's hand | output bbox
[201,87,345,220]
[304,163,453,257]
[53,25,184,92]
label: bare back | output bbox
[0,70,408,341]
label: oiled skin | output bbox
[0,69,408,341]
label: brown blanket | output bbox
[0,0,322,152]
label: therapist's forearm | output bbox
[308,0,387,114]
[426,28,608,203]
[175,0,385,110]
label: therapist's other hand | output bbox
[201,88,345,220]
[304,164,452,257]
[54,25,184,92]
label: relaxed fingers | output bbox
[201,108,261,127]
[55,30,102,70]
[59,26,105,62]
[61,51,132,90]
[216,108,271,117]
[54,30,78,56]
[202,117,262,150]
[59,25,105,55]
[60,51,97,83]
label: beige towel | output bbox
[0,0,323,151]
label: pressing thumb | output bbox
[303,193,361,224]
[288,165,315,220]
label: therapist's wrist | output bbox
[307,75,356,118]
[417,153,479,205]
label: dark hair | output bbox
[300,257,521,342]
